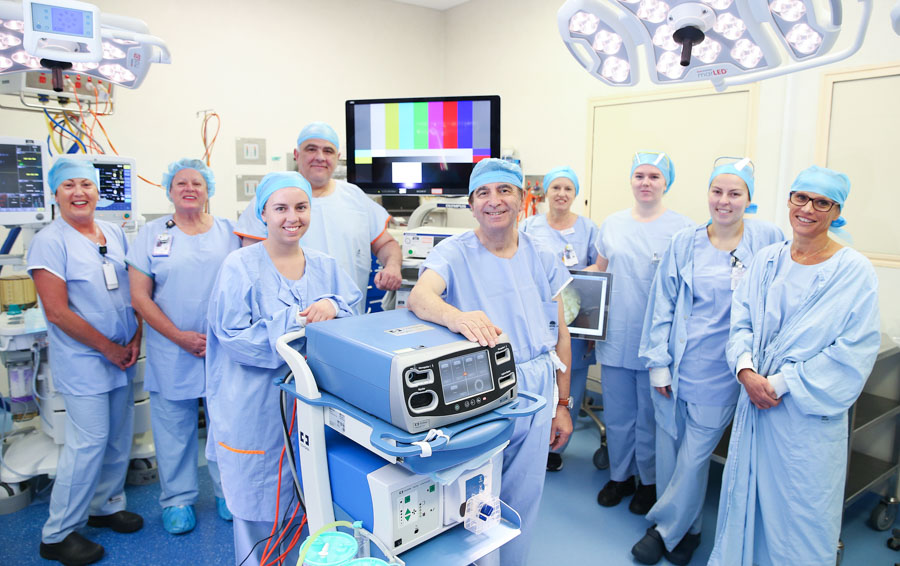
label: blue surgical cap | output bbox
[709,158,757,214]
[543,166,580,197]
[255,171,313,223]
[48,158,99,194]
[161,158,216,201]
[297,122,339,150]
[468,159,523,195]
[790,165,851,231]
[631,151,675,192]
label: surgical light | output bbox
[0,55,11,70]
[730,37,764,67]
[714,13,746,40]
[0,0,170,90]
[652,24,680,49]
[602,55,631,82]
[638,0,670,23]
[593,29,624,54]
[769,0,806,21]
[785,22,822,54]
[558,0,874,91]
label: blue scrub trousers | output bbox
[149,392,224,508]
[233,517,300,566]
[42,385,134,543]
[647,399,734,550]
[601,365,655,484]
[496,354,555,566]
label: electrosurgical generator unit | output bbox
[306,310,517,433]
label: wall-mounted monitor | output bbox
[0,136,51,226]
[67,154,137,226]
[346,95,500,196]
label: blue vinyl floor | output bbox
[2,409,899,565]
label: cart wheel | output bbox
[869,501,898,531]
[593,443,609,470]
[835,539,844,566]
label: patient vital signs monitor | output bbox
[67,154,136,225]
[0,137,51,226]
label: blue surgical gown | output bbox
[234,180,390,313]
[205,243,361,523]
[639,220,784,437]
[709,242,880,566]
[520,213,600,371]
[595,209,694,370]
[27,218,138,395]
[420,230,571,566]
[126,216,240,400]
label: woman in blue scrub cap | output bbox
[205,171,361,566]
[28,158,143,566]
[126,158,240,534]
[631,158,783,565]
[708,165,880,566]
[594,151,694,515]
[520,166,601,472]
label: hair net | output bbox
[709,157,757,214]
[631,151,675,192]
[48,158,99,194]
[161,158,216,201]
[790,165,851,232]
[543,166,580,197]
[297,122,339,150]
[468,159,523,195]
[255,171,313,223]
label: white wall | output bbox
[442,0,900,334]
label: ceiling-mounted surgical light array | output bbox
[559,0,860,90]
[0,1,171,90]
[565,7,634,85]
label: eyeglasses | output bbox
[789,192,838,212]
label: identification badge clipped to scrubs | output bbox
[99,245,118,290]
[152,233,172,257]
[562,243,579,267]
[651,252,661,266]
[730,251,745,291]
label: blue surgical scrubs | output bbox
[205,243,361,566]
[709,242,880,566]
[595,209,694,484]
[421,230,571,566]
[126,216,240,509]
[234,180,390,314]
[520,213,600,452]
[27,218,138,543]
[639,220,783,550]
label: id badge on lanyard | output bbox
[99,245,118,290]
[562,243,579,267]
[152,232,173,257]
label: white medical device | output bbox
[306,310,518,434]
[0,137,52,227]
[22,0,103,64]
[401,226,469,260]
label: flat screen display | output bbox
[346,95,501,196]
[566,271,613,342]
[0,142,47,212]
[31,3,93,38]
[93,161,133,212]
[439,350,494,405]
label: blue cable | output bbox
[46,135,53,157]
[0,226,20,276]
[42,109,87,153]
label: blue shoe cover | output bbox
[162,505,196,534]
[216,497,233,522]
